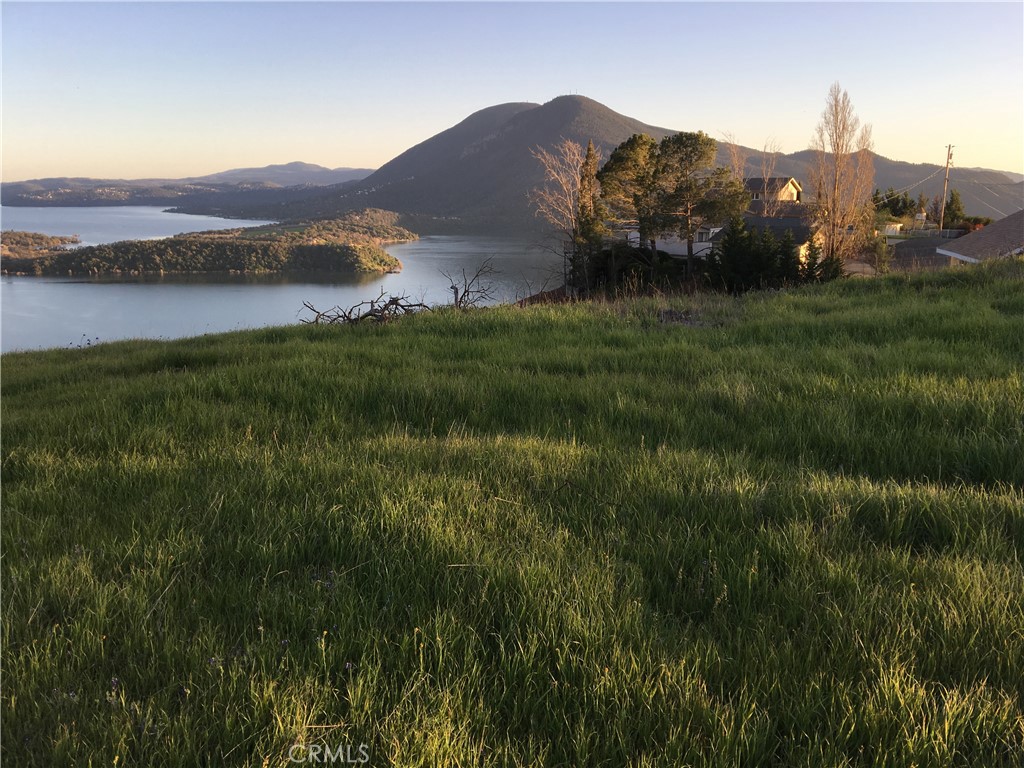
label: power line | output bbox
[874,166,945,204]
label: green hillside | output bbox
[3,259,1022,766]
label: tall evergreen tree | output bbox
[776,230,802,285]
[944,188,966,228]
[576,140,608,287]
[596,134,660,254]
[657,131,747,277]
[801,239,823,283]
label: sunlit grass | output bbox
[3,258,1022,766]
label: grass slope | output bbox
[3,260,1023,766]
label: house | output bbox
[744,177,804,204]
[613,177,808,264]
[709,215,814,260]
[890,236,959,272]
[624,223,724,258]
[935,210,1024,263]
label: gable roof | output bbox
[935,210,1024,263]
[710,215,812,245]
[744,177,803,194]
[748,199,805,217]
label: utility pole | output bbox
[938,144,954,233]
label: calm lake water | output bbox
[0,205,276,247]
[0,207,561,352]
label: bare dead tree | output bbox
[810,82,875,264]
[529,138,588,249]
[720,131,750,185]
[440,258,498,309]
[301,289,431,325]
[529,138,606,293]
[760,137,783,217]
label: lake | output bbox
[0,207,562,352]
[0,205,277,247]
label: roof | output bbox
[710,215,812,245]
[893,236,949,260]
[743,177,803,194]
[935,210,1024,263]
[748,199,805,217]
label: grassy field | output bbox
[2,259,1022,766]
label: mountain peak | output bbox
[341,95,675,230]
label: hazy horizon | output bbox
[3,2,1023,182]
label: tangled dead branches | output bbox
[302,259,499,325]
[301,289,430,325]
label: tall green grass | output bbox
[3,259,1022,766]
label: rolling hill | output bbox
[0,163,374,207]
[188,162,372,187]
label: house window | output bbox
[697,231,708,242]
[752,192,762,200]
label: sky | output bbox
[2,1,1023,181]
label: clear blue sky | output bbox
[3,1,1022,181]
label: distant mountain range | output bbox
[0,162,373,207]
[186,162,373,187]
[4,97,1021,231]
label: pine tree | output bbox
[944,188,965,228]
[597,134,660,253]
[776,230,802,285]
[802,239,823,283]
[575,140,608,289]
[706,216,749,292]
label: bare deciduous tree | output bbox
[530,138,588,245]
[810,82,875,264]
[721,131,750,184]
[441,258,498,309]
[759,137,783,217]
[529,138,605,292]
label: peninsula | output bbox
[0,209,412,277]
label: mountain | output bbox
[188,162,372,187]
[344,96,676,230]
[189,96,677,230]
[0,163,374,207]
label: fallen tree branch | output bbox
[302,258,500,324]
[301,289,431,325]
